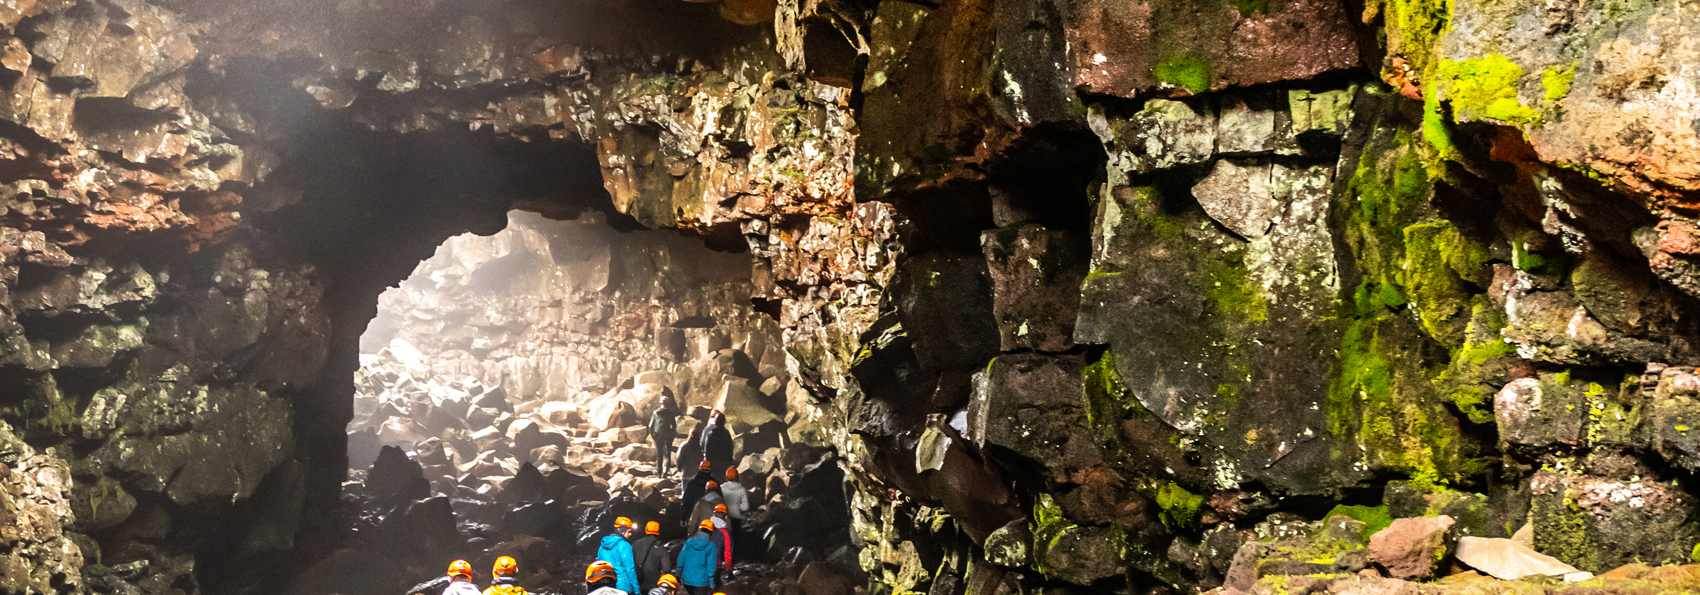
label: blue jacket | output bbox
[596,534,639,593]
[675,533,720,587]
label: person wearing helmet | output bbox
[719,468,748,562]
[484,556,525,595]
[646,573,680,595]
[709,505,732,586]
[679,460,713,525]
[675,520,720,595]
[647,390,680,475]
[594,517,640,594]
[686,479,725,532]
[632,521,674,591]
[585,561,623,595]
[443,560,480,595]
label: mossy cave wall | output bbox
[1,0,1700,593]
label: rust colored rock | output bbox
[1062,0,1359,98]
[1661,220,1700,256]
[718,0,776,25]
[1368,516,1455,579]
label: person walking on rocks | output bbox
[687,480,724,532]
[648,390,680,475]
[632,521,674,591]
[647,574,680,595]
[484,556,526,595]
[675,426,704,482]
[719,468,748,561]
[443,560,481,595]
[700,410,734,478]
[680,461,714,525]
[676,520,721,595]
[710,504,733,585]
[595,517,640,594]
[585,561,624,595]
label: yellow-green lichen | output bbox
[1542,63,1577,104]
[1435,54,1541,127]
[1155,481,1204,529]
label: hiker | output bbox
[484,556,525,595]
[720,468,748,560]
[710,504,732,584]
[676,520,720,595]
[443,560,480,595]
[586,561,623,595]
[647,391,680,475]
[595,517,640,594]
[679,461,714,524]
[686,480,724,531]
[647,574,680,595]
[700,410,734,478]
[632,521,674,591]
[675,426,704,481]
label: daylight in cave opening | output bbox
[341,210,850,594]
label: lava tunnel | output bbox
[7,0,1700,594]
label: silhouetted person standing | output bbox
[648,391,680,475]
[680,460,714,525]
[675,426,704,482]
[700,410,734,479]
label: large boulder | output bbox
[1368,516,1455,579]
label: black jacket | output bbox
[701,418,734,467]
[680,469,713,522]
[631,534,674,590]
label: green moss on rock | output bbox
[1153,54,1212,95]
[1323,504,1394,536]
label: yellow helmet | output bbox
[447,559,473,579]
[493,556,517,576]
[658,574,679,589]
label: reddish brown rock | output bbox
[1368,516,1455,579]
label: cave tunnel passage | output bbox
[337,207,851,593]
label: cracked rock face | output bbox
[1,0,1700,593]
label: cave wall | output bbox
[0,0,1698,593]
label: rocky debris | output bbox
[1368,516,1456,579]
[0,454,82,594]
[1453,536,1579,580]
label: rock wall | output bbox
[0,0,1697,593]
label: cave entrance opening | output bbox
[334,198,818,587]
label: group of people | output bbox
[439,392,752,595]
[441,557,528,595]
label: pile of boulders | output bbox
[300,340,857,595]
[1215,505,1700,594]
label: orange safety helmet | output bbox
[447,559,474,579]
[614,516,633,529]
[645,521,661,535]
[699,460,713,471]
[725,468,737,481]
[658,574,680,589]
[706,481,718,489]
[715,503,727,513]
[699,519,716,531]
[586,560,618,584]
[493,556,517,576]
